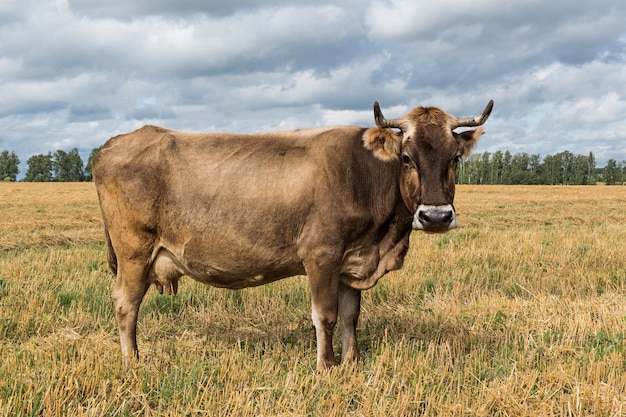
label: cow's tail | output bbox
[103,221,118,276]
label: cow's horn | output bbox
[453,100,494,129]
[373,101,403,129]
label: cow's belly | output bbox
[153,237,305,290]
[184,260,306,289]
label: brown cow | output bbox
[92,100,493,371]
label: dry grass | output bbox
[1,183,626,416]
[0,183,102,250]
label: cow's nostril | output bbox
[416,206,456,231]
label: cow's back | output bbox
[94,124,370,228]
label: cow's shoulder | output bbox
[99,125,171,155]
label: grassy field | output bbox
[1,183,625,416]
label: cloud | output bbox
[365,0,626,94]
[68,105,112,123]
[68,0,336,19]
[2,0,626,178]
[548,93,626,127]
[2,2,365,83]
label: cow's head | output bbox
[363,100,493,232]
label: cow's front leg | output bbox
[338,283,361,363]
[307,264,340,371]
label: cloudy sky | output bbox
[1,0,626,176]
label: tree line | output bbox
[457,150,626,185]
[0,147,101,182]
[0,147,625,184]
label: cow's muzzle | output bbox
[413,204,458,232]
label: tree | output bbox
[529,154,542,184]
[0,150,20,181]
[555,151,575,185]
[502,151,513,184]
[491,151,504,184]
[25,153,53,182]
[52,150,66,181]
[604,159,618,185]
[448,149,602,185]
[542,154,556,184]
[617,161,625,185]
[571,156,584,184]
[84,146,102,181]
[510,153,530,184]
[457,153,481,184]
[587,152,596,184]
[478,152,491,184]
[66,148,85,181]
[53,148,84,181]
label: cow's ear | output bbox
[363,128,401,161]
[456,127,484,156]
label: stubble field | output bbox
[0,183,625,416]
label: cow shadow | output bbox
[194,303,508,368]
[357,309,510,362]
[148,284,509,365]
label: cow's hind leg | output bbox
[338,283,361,363]
[112,260,150,366]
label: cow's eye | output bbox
[453,155,462,164]
[401,153,414,166]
